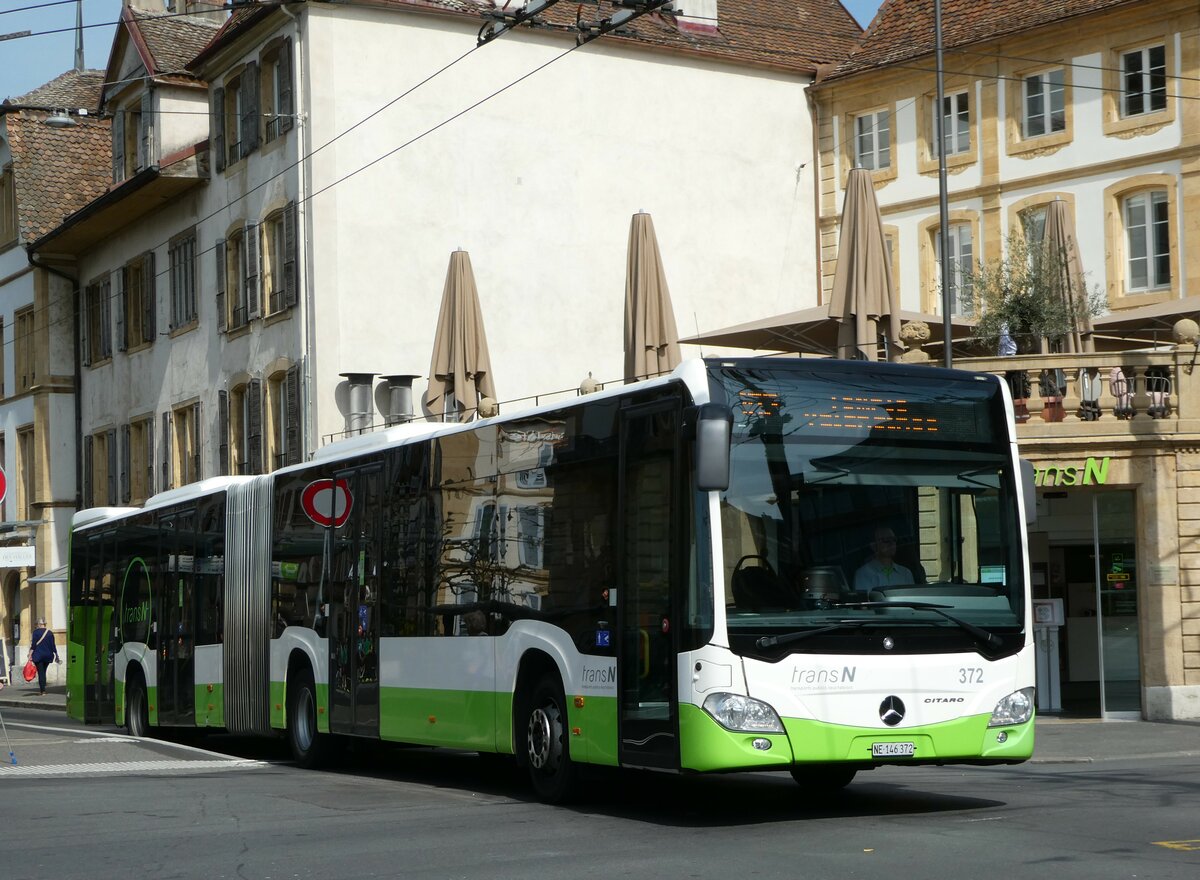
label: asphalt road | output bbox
[2,707,1197,880]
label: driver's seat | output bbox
[731,558,787,610]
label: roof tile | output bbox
[5,69,106,113]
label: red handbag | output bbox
[23,659,36,682]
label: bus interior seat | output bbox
[731,558,788,610]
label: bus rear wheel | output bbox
[790,764,857,791]
[287,668,327,769]
[522,673,577,803]
[126,673,150,738]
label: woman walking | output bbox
[29,618,59,696]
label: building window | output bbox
[935,91,970,157]
[0,164,16,247]
[14,307,34,393]
[1124,190,1170,292]
[853,110,890,171]
[119,251,156,350]
[169,230,197,330]
[934,223,974,317]
[223,73,243,166]
[263,203,298,314]
[111,93,153,184]
[82,274,113,366]
[17,426,34,521]
[221,380,262,475]
[218,224,260,331]
[83,428,116,508]
[126,416,154,504]
[1020,206,1048,245]
[1122,45,1167,117]
[267,365,301,470]
[1023,69,1065,138]
[215,64,260,171]
[167,402,202,489]
[261,39,293,144]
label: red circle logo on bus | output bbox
[301,478,353,527]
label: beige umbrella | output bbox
[1043,198,1095,354]
[828,167,901,360]
[425,249,497,421]
[624,211,681,382]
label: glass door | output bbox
[1094,492,1140,717]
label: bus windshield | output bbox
[710,362,1025,659]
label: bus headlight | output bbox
[702,693,785,734]
[988,687,1035,727]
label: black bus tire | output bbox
[522,673,577,804]
[126,671,150,738]
[287,667,327,768]
[790,764,857,791]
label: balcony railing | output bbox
[955,348,1190,437]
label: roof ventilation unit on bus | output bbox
[340,372,377,435]
[382,374,420,426]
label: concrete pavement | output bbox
[2,681,1196,764]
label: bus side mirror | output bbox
[696,404,732,492]
[1021,459,1037,526]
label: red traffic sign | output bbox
[300,478,352,528]
[0,464,6,507]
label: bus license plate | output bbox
[872,742,915,757]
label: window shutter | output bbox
[162,410,173,490]
[280,38,294,134]
[191,401,202,481]
[80,286,91,367]
[241,61,260,156]
[112,108,125,183]
[106,428,118,507]
[100,278,113,358]
[248,378,263,474]
[218,390,230,476]
[139,90,154,170]
[120,424,131,504]
[283,201,298,308]
[145,420,155,497]
[215,238,227,332]
[212,86,225,173]
[116,266,128,352]
[245,222,261,320]
[285,364,301,465]
[143,251,156,342]
[83,434,94,508]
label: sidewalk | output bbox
[1,682,1196,764]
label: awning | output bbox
[1091,294,1200,344]
[27,564,68,584]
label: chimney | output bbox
[381,375,420,426]
[340,372,377,435]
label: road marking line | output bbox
[0,758,266,778]
[1152,840,1200,852]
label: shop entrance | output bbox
[1031,490,1140,718]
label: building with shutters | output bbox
[0,70,110,670]
[28,0,860,500]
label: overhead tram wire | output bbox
[0,0,85,15]
[6,0,672,352]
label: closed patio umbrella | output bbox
[1043,198,1094,354]
[828,167,900,360]
[425,249,497,421]
[624,211,681,382]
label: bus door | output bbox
[327,466,382,737]
[158,511,196,726]
[74,531,116,724]
[616,400,681,770]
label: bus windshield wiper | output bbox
[756,620,867,649]
[833,600,1002,650]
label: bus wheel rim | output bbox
[527,706,557,771]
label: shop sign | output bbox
[0,545,35,567]
[1035,456,1110,488]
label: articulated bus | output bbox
[68,358,1036,801]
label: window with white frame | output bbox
[1023,69,1065,138]
[1124,190,1170,292]
[1121,45,1167,117]
[1020,206,1048,245]
[169,229,197,329]
[934,223,974,316]
[935,91,970,157]
[853,110,890,170]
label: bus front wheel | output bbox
[522,674,577,803]
[287,668,327,769]
[790,764,857,791]
[126,673,150,738]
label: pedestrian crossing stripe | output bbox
[0,758,266,777]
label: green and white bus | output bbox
[67,358,1036,801]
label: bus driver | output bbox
[854,526,914,591]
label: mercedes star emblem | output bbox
[880,695,906,726]
[883,636,895,650]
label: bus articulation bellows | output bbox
[68,358,1035,801]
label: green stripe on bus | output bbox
[196,683,225,728]
[781,713,1035,763]
[679,702,793,771]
